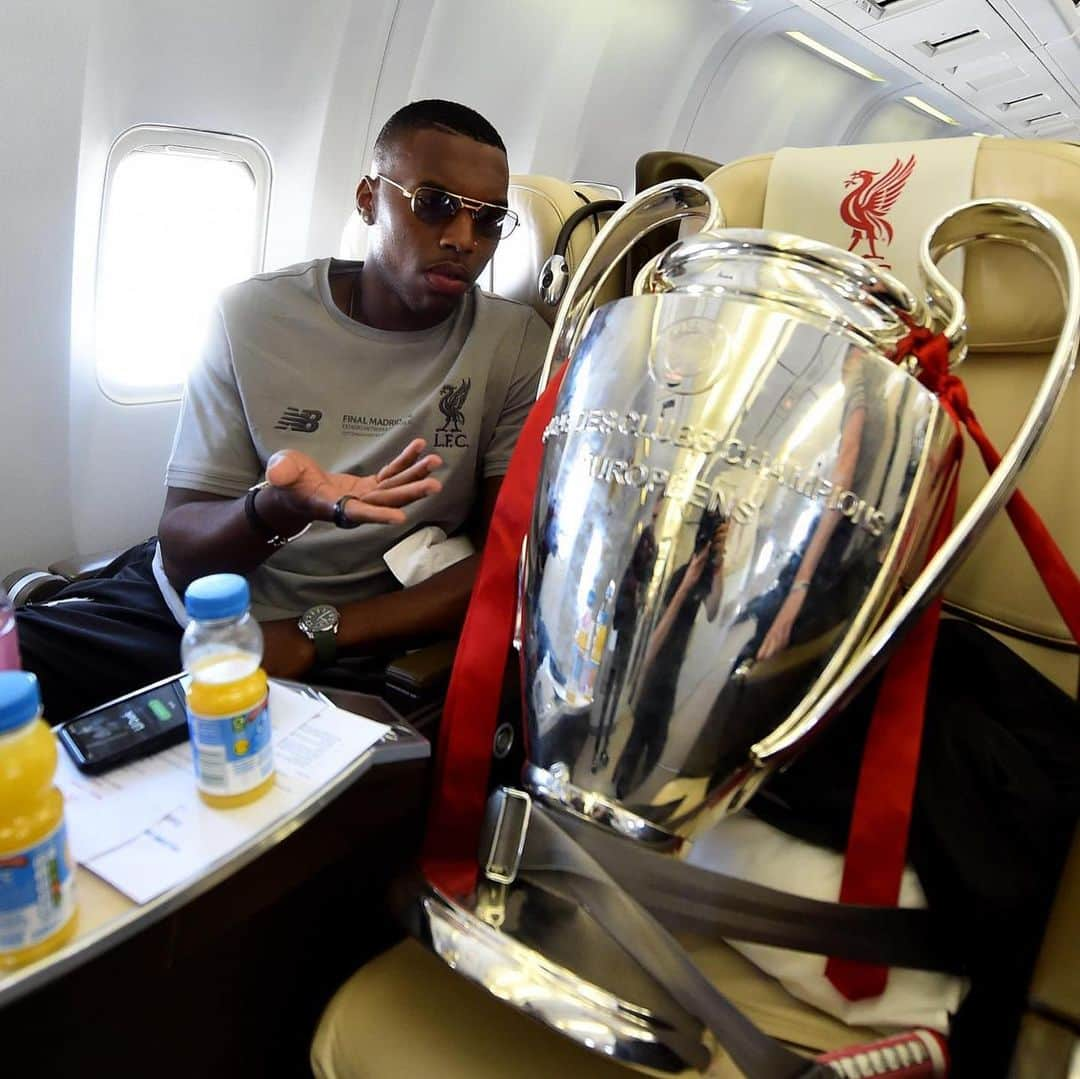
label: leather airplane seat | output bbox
[629,150,722,279]
[635,150,722,193]
[704,138,1080,696]
[704,137,1080,1078]
[485,175,624,325]
[312,138,1080,1078]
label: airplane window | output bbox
[96,126,270,403]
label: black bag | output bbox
[750,619,1080,1077]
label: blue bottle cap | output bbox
[0,671,42,733]
[184,574,251,621]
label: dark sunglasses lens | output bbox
[474,206,510,239]
[411,187,459,224]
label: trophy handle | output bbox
[753,198,1080,767]
[535,179,724,395]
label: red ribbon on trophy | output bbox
[827,326,1080,1000]
[421,364,567,897]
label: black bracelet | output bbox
[244,483,277,539]
[244,481,314,548]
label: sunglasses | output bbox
[374,174,519,241]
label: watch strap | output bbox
[312,626,338,667]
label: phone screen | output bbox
[61,680,188,768]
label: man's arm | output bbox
[259,475,503,678]
[159,442,442,595]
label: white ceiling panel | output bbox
[863,0,1028,78]
[948,60,1069,121]
[998,0,1080,45]
[1045,34,1080,97]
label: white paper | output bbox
[58,682,388,903]
[383,525,474,586]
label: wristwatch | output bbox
[298,604,340,667]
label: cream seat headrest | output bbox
[704,139,1080,693]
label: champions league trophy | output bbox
[410,182,1080,1074]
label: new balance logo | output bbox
[274,407,323,433]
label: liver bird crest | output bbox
[839,154,917,266]
[437,377,471,433]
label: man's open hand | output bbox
[264,440,442,527]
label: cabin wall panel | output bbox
[569,0,752,193]
[369,0,577,179]
[0,2,90,570]
[306,1,401,257]
[684,34,883,163]
[850,99,949,144]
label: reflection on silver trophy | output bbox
[521,184,1078,850]
[417,180,1079,1072]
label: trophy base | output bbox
[398,874,713,1076]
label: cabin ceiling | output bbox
[792,0,1080,139]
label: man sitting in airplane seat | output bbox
[16,99,550,722]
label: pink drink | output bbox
[0,608,20,671]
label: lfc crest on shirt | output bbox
[434,377,471,448]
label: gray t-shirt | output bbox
[164,258,549,620]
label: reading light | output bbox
[784,31,885,83]
[903,95,960,126]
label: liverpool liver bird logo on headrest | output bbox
[437,377,471,433]
[839,154,917,268]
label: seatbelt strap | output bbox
[483,791,831,1079]
[496,795,966,974]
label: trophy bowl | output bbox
[522,235,958,848]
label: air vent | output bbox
[1026,113,1076,135]
[854,0,932,21]
[1026,111,1067,127]
[999,92,1049,112]
[917,29,987,57]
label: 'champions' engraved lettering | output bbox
[548,409,888,537]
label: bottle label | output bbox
[187,696,273,797]
[0,822,76,955]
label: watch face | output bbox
[302,604,339,633]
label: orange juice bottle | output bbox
[182,574,274,808]
[0,672,77,969]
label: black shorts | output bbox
[15,539,183,722]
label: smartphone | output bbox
[56,674,189,775]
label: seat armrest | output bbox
[384,640,457,697]
[49,548,127,581]
[2,568,68,606]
